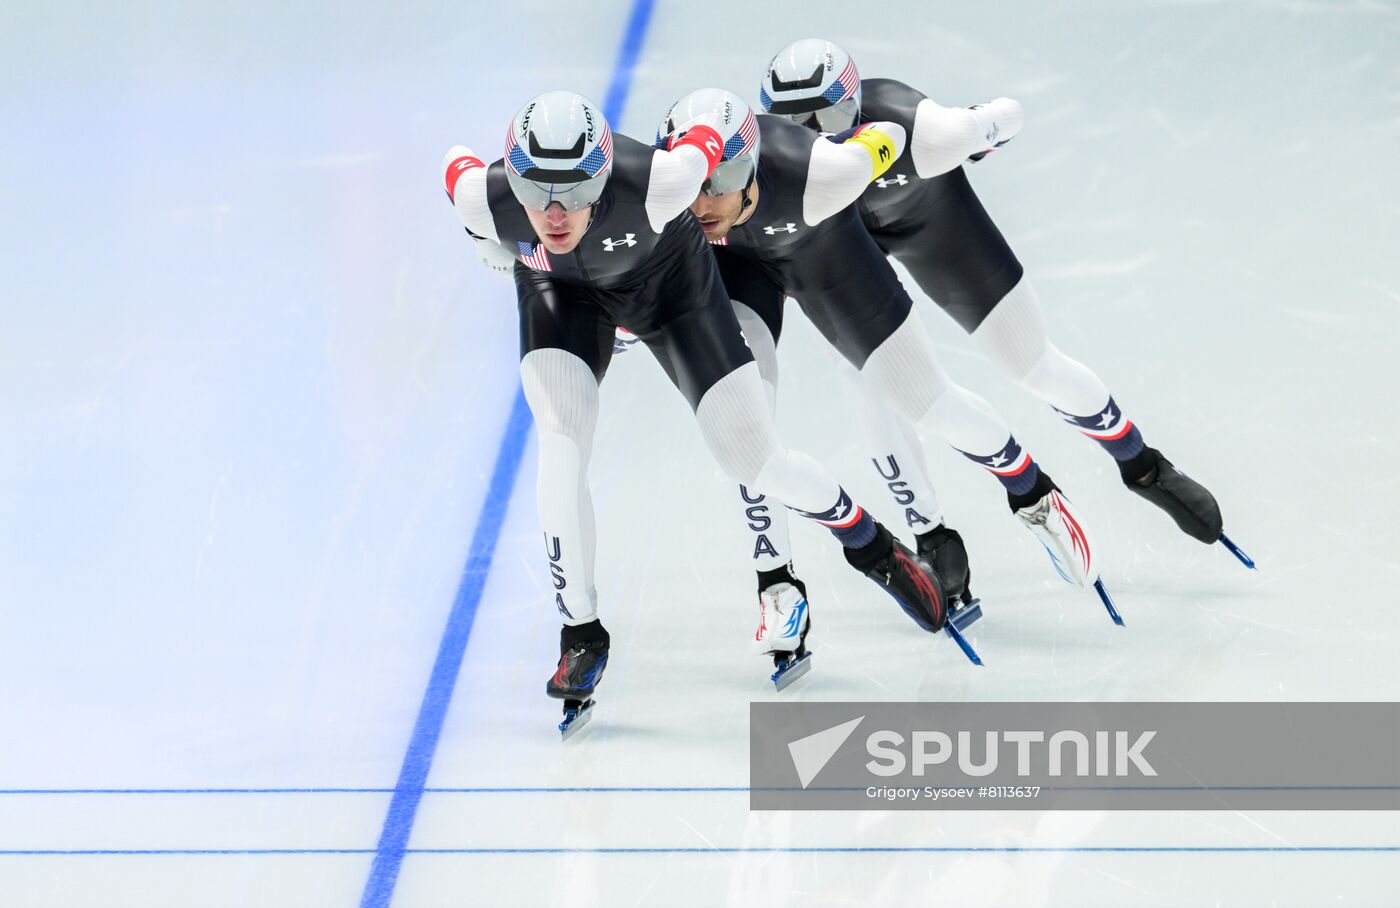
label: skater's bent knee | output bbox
[520,349,600,440]
[694,364,782,485]
[704,421,780,487]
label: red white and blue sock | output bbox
[1056,397,1145,462]
[962,436,1041,497]
[796,488,877,549]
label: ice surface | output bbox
[2,0,1398,905]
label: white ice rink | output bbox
[3,0,1399,905]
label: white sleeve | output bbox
[909,97,1023,179]
[801,121,908,226]
[474,236,517,276]
[442,146,498,242]
[644,145,711,233]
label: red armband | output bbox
[443,155,484,202]
[670,124,724,177]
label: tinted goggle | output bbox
[506,168,608,212]
[773,96,860,134]
[700,156,756,197]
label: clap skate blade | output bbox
[771,651,813,691]
[943,597,984,666]
[559,699,596,740]
[1218,533,1256,569]
[1093,579,1125,626]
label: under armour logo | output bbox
[875,174,907,188]
[764,223,797,235]
[602,234,636,251]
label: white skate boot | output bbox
[1015,487,1096,589]
[755,581,812,690]
[1013,481,1123,625]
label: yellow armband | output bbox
[847,127,898,181]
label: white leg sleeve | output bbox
[859,308,1014,458]
[851,368,944,532]
[519,349,600,626]
[694,362,843,517]
[731,302,793,571]
[972,277,1112,418]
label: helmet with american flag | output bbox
[657,88,761,197]
[759,39,862,134]
[504,90,613,212]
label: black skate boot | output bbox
[547,620,609,739]
[1118,447,1222,544]
[845,522,947,633]
[915,523,971,605]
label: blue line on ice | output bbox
[357,1,657,905]
[6,846,1398,856]
[8,785,1399,795]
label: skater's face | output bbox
[689,184,754,241]
[525,201,592,254]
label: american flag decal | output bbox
[504,124,533,176]
[516,240,552,272]
[821,58,860,104]
[721,109,758,160]
[577,125,613,177]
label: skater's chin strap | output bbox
[735,178,759,226]
[740,170,755,210]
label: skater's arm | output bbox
[802,121,907,225]
[909,98,1022,177]
[472,236,516,276]
[442,145,498,242]
[646,124,725,232]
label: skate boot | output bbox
[547,620,609,740]
[916,523,971,605]
[846,522,947,633]
[915,523,984,655]
[754,575,812,691]
[1011,472,1122,625]
[1118,447,1254,568]
[1011,472,1095,588]
[1119,446,1222,543]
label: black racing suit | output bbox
[483,133,753,408]
[710,115,914,369]
[853,78,1024,333]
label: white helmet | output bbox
[504,90,613,211]
[759,38,861,133]
[657,88,760,196]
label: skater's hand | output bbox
[474,237,516,276]
[966,98,1022,161]
[664,119,725,176]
